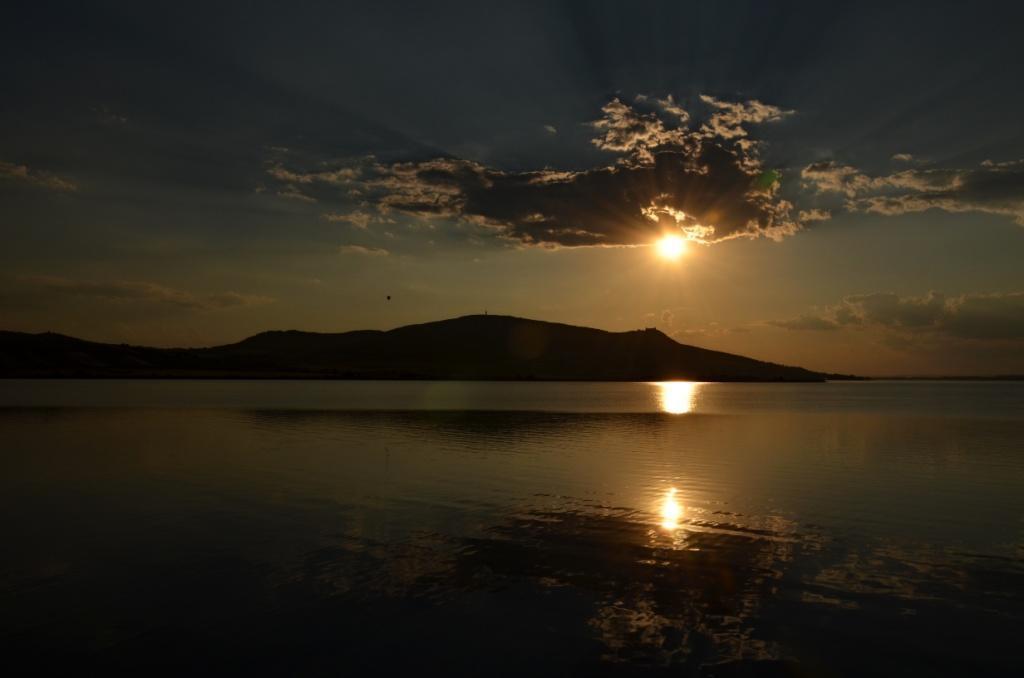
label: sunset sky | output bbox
[3,1,1023,376]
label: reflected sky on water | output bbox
[0,380,1022,676]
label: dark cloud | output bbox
[17,276,273,311]
[941,292,1024,340]
[772,291,1024,340]
[802,158,1024,225]
[266,96,804,247]
[844,292,947,329]
[458,146,794,246]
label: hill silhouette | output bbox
[0,314,838,381]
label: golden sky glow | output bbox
[2,3,1022,378]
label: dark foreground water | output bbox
[1,380,1022,676]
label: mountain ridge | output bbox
[0,314,851,382]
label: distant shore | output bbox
[0,315,843,383]
[867,375,1024,381]
[0,371,866,382]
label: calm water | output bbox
[1,380,1022,676]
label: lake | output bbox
[1,380,1022,676]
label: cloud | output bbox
[650,94,691,123]
[940,293,1024,340]
[267,164,359,186]
[842,291,948,329]
[771,291,1024,340]
[802,158,1024,225]
[0,161,77,192]
[698,95,793,141]
[339,244,388,256]
[366,158,487,219]
[768,315,839,331]
[891,153,914,162]
[266,95,802,247]
[543,125,557,135]
[18,275,273,310]
[589,98,694,165]
[268,162,362,204]
[324,210,376,229]
[277,187,317,202]
[798,208,831,223]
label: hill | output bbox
[0,314,836,381]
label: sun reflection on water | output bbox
[660,487,683,530]
[655,381,701,414]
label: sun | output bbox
[655,234,686,260]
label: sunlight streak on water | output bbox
[655,381,701,414]
[660,487,683,530]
